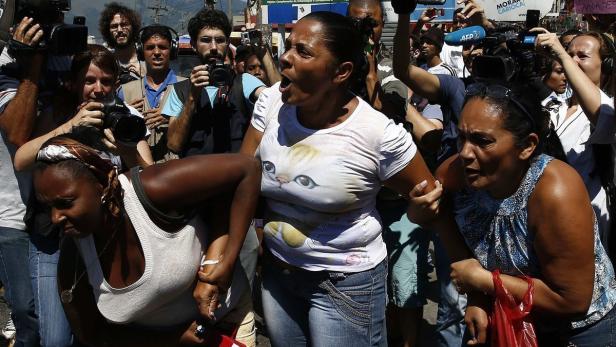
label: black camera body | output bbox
[12,0,87,55]
[241,29,261,46]
[471,9,542,84]
[472,26,539,84]
[101,96,146,144]
[208,61,234,87]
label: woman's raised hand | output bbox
[531,27,568,62]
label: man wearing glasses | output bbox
[161,10,264,345]
[98,2,144,82]
[164,8,265,158]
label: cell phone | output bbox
[241,31,250,45]
[73,16,86,26]
[525,10,540,29]
[247,29,261,45]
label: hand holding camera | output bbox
[12,17,44,48]
[10,17,45,76]
[456,0,491,28]
[190,64,210,96]
[66,101,105,130]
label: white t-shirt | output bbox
[439,43,466,78]
[252,83,417,272]
[543,90,615,244]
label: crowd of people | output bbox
[0,0,615,346]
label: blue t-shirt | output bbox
[118,69,179,109]
[161,73,264,117]
[435,74,465,164]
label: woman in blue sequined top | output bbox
[416,82,616,346]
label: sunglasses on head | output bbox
[465,83,537,131]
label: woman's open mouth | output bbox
[279,76,292,93]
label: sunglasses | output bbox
[465,83,537,131]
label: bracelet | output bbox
[200,255,220,266]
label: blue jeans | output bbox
[536,304,616,346]
[433,236,467,347]
[261,257,388,346]
[29,232,74,347]
[0,227,39,347]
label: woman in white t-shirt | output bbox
[534,29,616,257]
[240,11,440,346]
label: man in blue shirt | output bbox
[162,8,265,157]
[119,25,184,162]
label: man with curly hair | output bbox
[98,2,144,82]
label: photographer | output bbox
[161,8,264,345]
[348,0,408,121]
[118,25,186,163]
[13,44,153,172]
[163,8,265,157]
[0,15,46,347]
[98,2,144,83]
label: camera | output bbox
[7,0,88,55]
[207,61,234,87]
[350,16,378,54]
[241,29,261,46]
[471,10,542,84]
[101,96,147,144]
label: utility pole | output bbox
[148,0,168,24]
[227,0,232,26]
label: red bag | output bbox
[490,269,538,347]
[202,325,246,347]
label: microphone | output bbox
[444,26,486,46]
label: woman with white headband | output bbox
[33,128,261,347]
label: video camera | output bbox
[5,0,87,55]
[101,96,147,144]
[446,10,542,83]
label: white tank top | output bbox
[75,174,206,328]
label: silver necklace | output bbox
[61,227,121,304]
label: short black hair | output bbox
[140,25,173,45]
[99,2,141,48]
[187,8,232,40]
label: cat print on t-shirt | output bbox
[260,141,363,250]
[252,84,415,271]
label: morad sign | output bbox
[476,0,554,21]
[496,0,526,14]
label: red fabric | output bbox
[202,325,246,347]
[490,269,538,347]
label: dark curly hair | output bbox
[188,8,232,41]
[98,2,141,48]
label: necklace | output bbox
[61,226,121,304]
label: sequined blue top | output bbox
[453,154,616,329]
